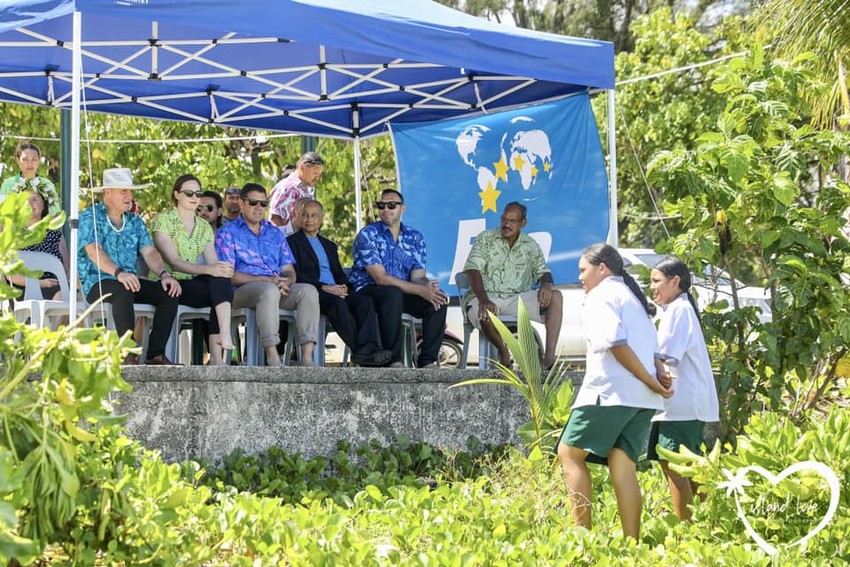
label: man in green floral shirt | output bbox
[462,202,563,369]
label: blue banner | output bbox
[391,92,610,293]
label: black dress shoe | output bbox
[144,354,177,366]
[122,353,140,365]
[351,349,392,367]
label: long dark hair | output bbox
[653,256,701,324]
[582,243,654,317]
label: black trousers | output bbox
[176,275,234,334]
[86,278,179,359]
[318,289,381,356]
[356,285,447,367]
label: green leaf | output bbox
[772,173,798,205]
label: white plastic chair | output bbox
[14,251,156,358]
[164,304,212,364]
[455,271,518,370]
[14,251,74,330]
[341,312,418,367]
[81,294,156,361]
[232,307,316,366]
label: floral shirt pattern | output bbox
[461,229,548,307]
[23,228,63,280]
[268,172,315,234]
[0,174,60,215]
[349,222,426,291]
[150,209,214,280]
[78,202,151,295]
[215,215,295,278]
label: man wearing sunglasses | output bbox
[215,183,321,366]
[197,190,223,229]
[221,186,241,226]
[269,153,324,236]
[348,189,449,369]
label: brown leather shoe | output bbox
[144,354,177,366]
[122,353,140,365]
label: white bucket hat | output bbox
[93,167,150,192]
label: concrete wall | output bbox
[118,366,581,463]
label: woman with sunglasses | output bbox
[151,174,235,365]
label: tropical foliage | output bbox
[649,48,850,437]
[450,299,574,458]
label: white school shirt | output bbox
[573,276,664,411]
[652,293,720,422]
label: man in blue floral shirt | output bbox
[215,183,320,366]
[349,189,448,368]
[78,168,181,366]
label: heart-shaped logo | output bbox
[718,461,840,556]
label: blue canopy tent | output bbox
[0,0,616,320]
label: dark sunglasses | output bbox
[180,190,204,198]
[375,201,402,210]
[197,204,215,213]
[225,188,240,195]
[242,198,269,208]
[303,158,325,166]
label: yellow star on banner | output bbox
[531,165,539,178]
[513,154,526,171]
[493,156,509,182]
[479,181,501,213]
[543,160,551,173]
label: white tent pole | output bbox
[606,88,618,246]
[69,11,82,322]
[354,137,363,232]
[353,106,363,232]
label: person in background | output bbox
[648,256,719,521]
[9,189,69,299]
[78,168,181,366]
[198,190,223,230]
[462,202,563,369]
[151,174,235,365]
[269,153,324,235]
[215,183,320,366]
[221,186,241,225]
[557,243,671,539]
[349,189,448,368]
[288,200,391,367]
[0,142,60,215]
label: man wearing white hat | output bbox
[78,167,182,365]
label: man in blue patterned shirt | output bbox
[78,168,181,366]
[215,183,320,366]
[349,189,448,368]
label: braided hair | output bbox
[582,243,654,317]
[652,256,701,324]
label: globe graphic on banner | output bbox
[454,118,553,212]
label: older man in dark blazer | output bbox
[287,200,391,367]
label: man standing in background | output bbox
[269,153,324,235]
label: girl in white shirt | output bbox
[649,256,719,521]
[558,243,672,539]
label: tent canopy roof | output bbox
[0,0,614,138]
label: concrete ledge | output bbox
[117,366,583,463]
